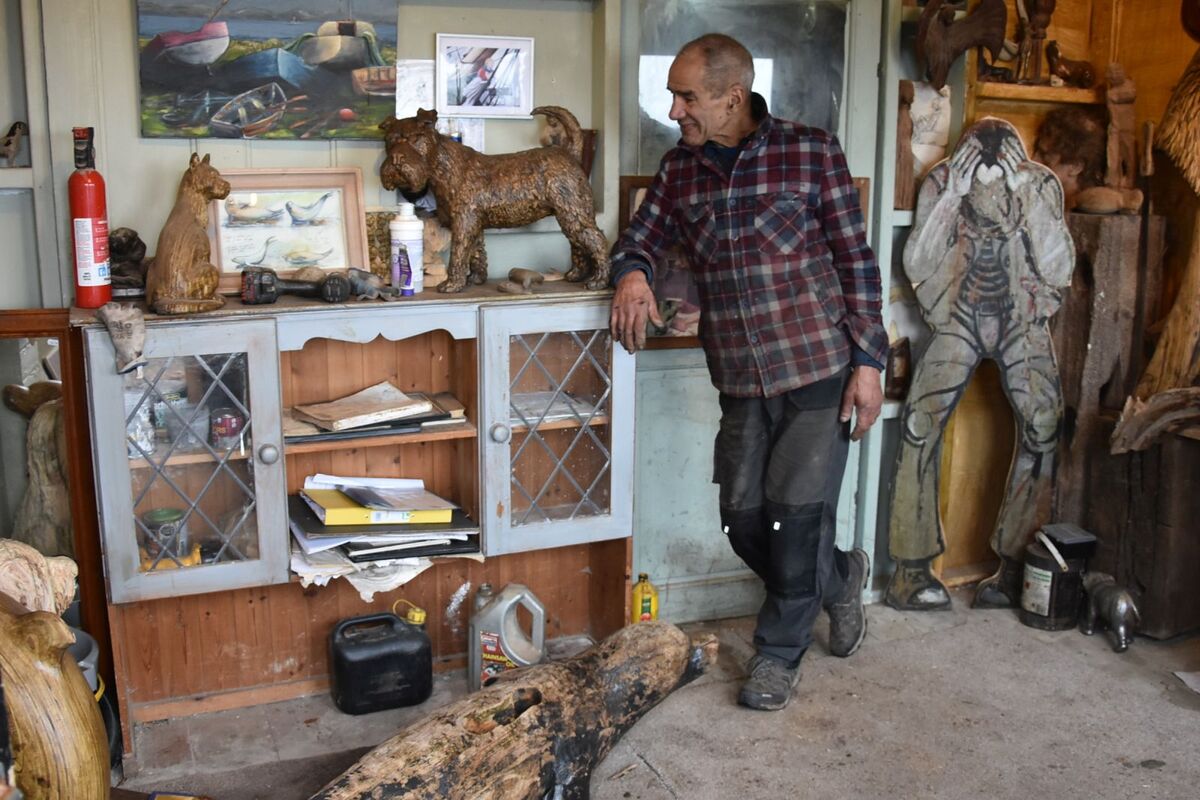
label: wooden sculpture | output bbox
[144,152,232,315]
[895,80,917,210]
[1015,0,1057,84]
[917,0,1008,90]
[0,540,76,615]
[1112,45,1200,446]
[311,621,718,800]
[887,119,1074,612]
[1033,106,1107,211]
[1045,41,1096,88]
[1105,64,1138,191]
[2,383,70,557]
[379,107,610,293]
[0,592,108,800]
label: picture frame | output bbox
[618,176,701,350]
[435,33,534,118]
[208,167,369,294]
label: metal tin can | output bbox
[141,507,188,558]
[210,407,245,449]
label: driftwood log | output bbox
[1110,389,1200,453]
[311,621,718,800]
[0,592,108,800]
[2,382,71,557]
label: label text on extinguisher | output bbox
[73,217,110,286]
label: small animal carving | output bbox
[1,120,27,167]
[108,227,148,288]
[347,267,398,301]
[1080,572,1141,652]
[1045,41,1096,88]
[917,0,1008,90]
[379,106,610,293]
[144,153,231,315]
[0,539,77,615]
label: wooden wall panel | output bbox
[1114,0,1197,131]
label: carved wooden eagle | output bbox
[917,0,1008,90]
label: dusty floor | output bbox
[120,589,1200,799]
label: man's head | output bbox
[668,34,756,147]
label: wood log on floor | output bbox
[310,621,719,800]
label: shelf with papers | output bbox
[283,419,477,455]
[509,414,610,434]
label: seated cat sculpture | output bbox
[144,153,231,315]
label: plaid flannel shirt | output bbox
[612,109,888,398]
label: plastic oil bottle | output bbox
[468,583,546,691]
[631,573,659,623]
[388,202,424,295]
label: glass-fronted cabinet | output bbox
[480,301,635,555]
[84,319,287,602]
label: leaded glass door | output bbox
[84,318,287,602]
[480,301,634,555]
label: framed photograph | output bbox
[435,33,534,118]
[208,167,369,294]
[618,176,701,349]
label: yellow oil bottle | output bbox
[631,573,659,623]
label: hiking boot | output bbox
[827,548,870,657]
[885,559,952,611]
[738,654,801,711]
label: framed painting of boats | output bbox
[207,167,369,293]
[137,0,398,140]
[435,33,535,118]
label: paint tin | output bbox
[210,407,245,450]
[1019,532,1087,631]
[141,507,188,558]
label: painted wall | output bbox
[11,0,609,310]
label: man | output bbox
[609,34,888,711]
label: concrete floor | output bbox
[120,589,1200,799]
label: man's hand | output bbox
[840,366,883,442]
[609,271,663,354]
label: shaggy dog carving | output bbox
[379,106,610,292]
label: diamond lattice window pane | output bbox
[124,353,259,572]
[508,331,612,526]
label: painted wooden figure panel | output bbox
[887,118,1074,611]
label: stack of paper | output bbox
[292,381,434,431]
[288,474,478,565]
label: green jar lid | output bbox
[143,507,185,525]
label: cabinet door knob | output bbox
[489,423,511,443]
[257,443,280,464]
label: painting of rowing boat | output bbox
[137,0,398,140]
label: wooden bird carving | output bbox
[2,121,28,167]
[917,0,1008,90]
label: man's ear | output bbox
[727,83,748,111]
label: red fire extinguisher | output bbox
[68,126,112,308]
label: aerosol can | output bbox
[468,583,545,691]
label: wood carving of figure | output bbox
[1016,0,1057,84]
[144,153,232,315]
[0,592,109,800]
[1105,64,1138,190]
[2,382,71,557]
[886,118,1074,612]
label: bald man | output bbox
[609,34,887,710]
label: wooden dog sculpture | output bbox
[145,152,231,314]
[311,621,718,800]
[379,106,610,293]
[1079,572,1140,652]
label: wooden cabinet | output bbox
[75,286,634,757]
[84,318,288,603]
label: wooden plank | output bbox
[1115,1,1199,132]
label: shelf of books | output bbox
[284,419,477,455]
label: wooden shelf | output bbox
[129,447,251,469]
[284,420,477,455]
[511,414,610,434]
[973,82,1103,105]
